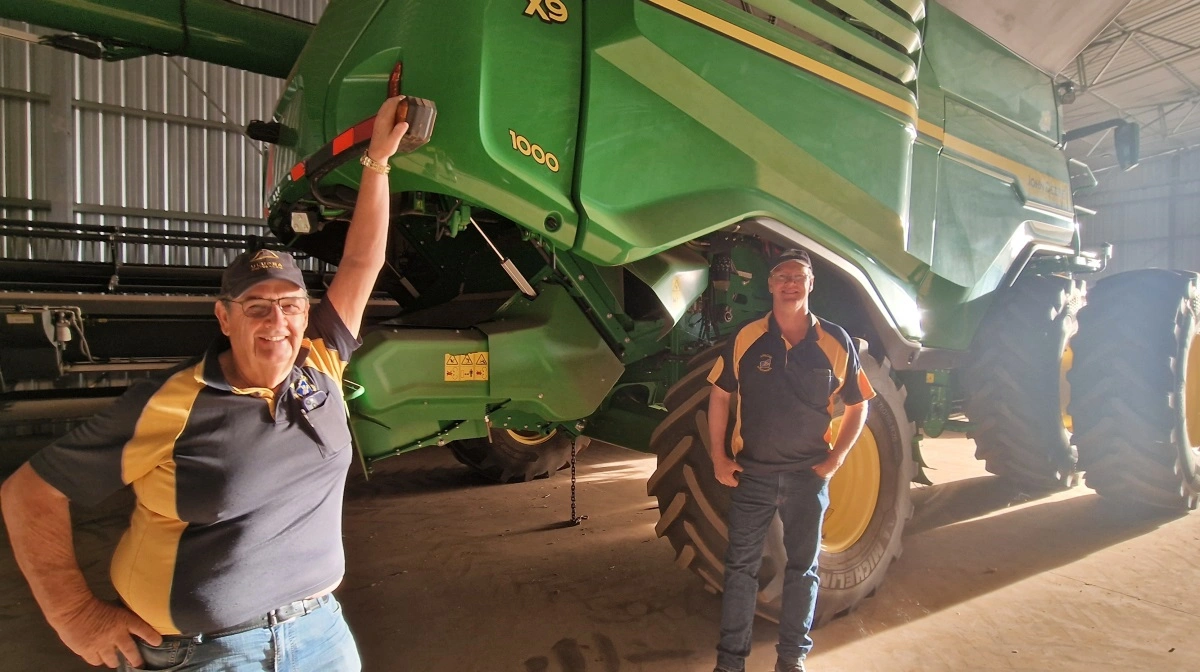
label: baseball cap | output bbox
[220,249,306,298]
[769,248,813,273]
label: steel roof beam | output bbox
[1087,41,1200,90]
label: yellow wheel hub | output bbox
[823,417,881,554]
[505,428,558,446]
[1186,333,1200,447]
[1061,344,1074,434]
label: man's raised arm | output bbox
[323,96,411,336]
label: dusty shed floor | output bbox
[1,435,1198,672]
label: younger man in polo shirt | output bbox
[707,248,874,672]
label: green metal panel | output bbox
[346,285,624,459]
[0,0,310,78]
[933,157,1036,291]
[346,329,492,459]
[480,285,625,420]
[543,251,637,356]
[266,0,583,250]
[575,0,919,285]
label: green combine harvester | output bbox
[6,0,1199,626]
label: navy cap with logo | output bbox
[769,248,813,273]
[220,249,307,299]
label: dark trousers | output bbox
[716,469,829,670]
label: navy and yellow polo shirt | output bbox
[708,312,875,473]
[30,300,360,635]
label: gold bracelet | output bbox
[359,152,391,175]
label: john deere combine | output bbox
[5,0,1198,626]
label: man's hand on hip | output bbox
[52,597,162,669]
[713,455,744,487]
[811,451,846,480]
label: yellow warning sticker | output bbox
[444,351,489,382]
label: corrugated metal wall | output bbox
[0,23,51,223]
[0,0,327,268]
[1077,148,1200,276]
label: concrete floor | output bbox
[1,435,1198,671]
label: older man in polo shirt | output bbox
[707,248,875,672]
[1,96,411,671]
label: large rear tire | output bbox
[1068,269,1200,510]
[963,275,1082,489]
[662,346,725,412]
[450,429,573,483]
[647,346,914,626]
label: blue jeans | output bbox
[716,469,829,671]
[119,595,360,672]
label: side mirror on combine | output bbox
[1063,118,1141,172]
[1114,120,1140,171]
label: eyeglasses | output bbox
[770,273,811,284]
[224,296,309,319]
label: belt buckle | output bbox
[269,596,324,627]
[267,604,301,627]
[267,611,297,627]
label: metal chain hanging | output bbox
[569,436,587,525]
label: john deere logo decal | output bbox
[757,354,772,372]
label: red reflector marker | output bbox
[389,62,403,98]
[353,117,375,143]
[289,162,306,181]
[332,128,355,155]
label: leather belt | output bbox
[183,594,332,642]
